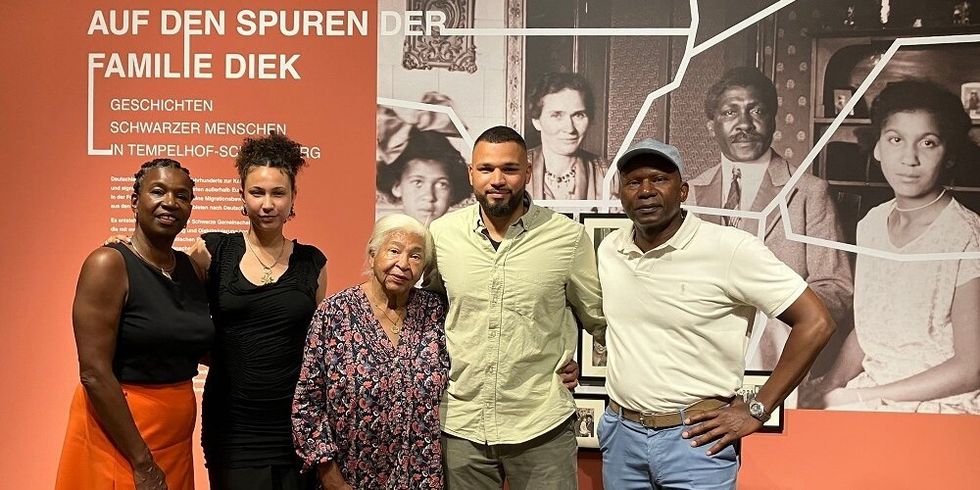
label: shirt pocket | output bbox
[505,270,565,321]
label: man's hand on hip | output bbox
[681,398,762,456]
[557,359,580,390]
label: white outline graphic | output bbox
[377,97,476,150]
[87,26,199,156]
[87,53,113,156]
[602,0,795,201]
[441,27,691,37]
[689,0,796,56]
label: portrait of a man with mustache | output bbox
[687,67,853,391]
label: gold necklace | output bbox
[130,237,176,278]
[245,232,286,285]
[367,291,405,335]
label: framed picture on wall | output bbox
[961,82,980,120]
[832,88,855,116]
[738,370,784,433]
[579,213,630,256]
[579,328,606,381]
[573,394,607,450]
[578,213,629,381]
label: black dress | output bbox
[109,243,213,383]
[200,232,326,490]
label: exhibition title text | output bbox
[87,9,447,80]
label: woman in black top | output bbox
[57,159,213,490]
[188,133,328,490]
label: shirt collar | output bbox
[617,211,701,256]
[721,147,772,169]
[472,192,537,234]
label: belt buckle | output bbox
[640,410,656,427]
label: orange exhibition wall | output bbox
[1,1,978,489]
[0,1,376,488]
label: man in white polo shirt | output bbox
[597,138,835,489]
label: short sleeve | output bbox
[956,238,980,287]
[201,232,231,281]
[308,245,327,271]
[201,232,228,256]
[726,235,808,318]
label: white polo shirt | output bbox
[598,212,806,412]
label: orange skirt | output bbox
[55,381,196,490]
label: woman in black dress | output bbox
[188,133,328,489]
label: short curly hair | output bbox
[236,133,307,192]
[703,66,778,121]
[376,129,471,206]
[133,158,193,195]
[865,79,974,167]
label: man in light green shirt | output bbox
[426,126,605,489]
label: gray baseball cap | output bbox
[616,138,685,175]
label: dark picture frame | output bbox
[738,370,785,433]
[572,393,607,450]
[577,213,629,381]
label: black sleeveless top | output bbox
[200,232,326,468]
[108,243,213,384]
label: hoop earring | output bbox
[241,206,248,216]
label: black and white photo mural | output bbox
[377,0,980,414]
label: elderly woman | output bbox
[292,214,449,489]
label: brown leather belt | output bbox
[609,398,731,429]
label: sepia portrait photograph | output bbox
[573,395,606,449]
[378,0,980,415]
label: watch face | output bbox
[750,400,765,417]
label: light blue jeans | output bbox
[598,405,738,489]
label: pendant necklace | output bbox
[246,232,286,285]
[130,236,176,279]
[369,290,405,335]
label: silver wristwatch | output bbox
[748,399,770,423]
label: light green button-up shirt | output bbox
[426,202,605,445]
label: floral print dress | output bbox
[292,285,449,489]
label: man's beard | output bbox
[476,189,524,218]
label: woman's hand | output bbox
[103,234,132,246]
[133,460,168,490]
[799,375,839,408]
[820,387,877,410]
[318,461,352,490]
[800,329,866,409]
